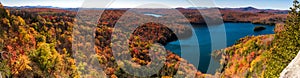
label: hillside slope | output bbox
[0,2,211,78]
[214,35,274,77]
[215,1,300,77]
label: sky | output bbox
[0,0,293,10]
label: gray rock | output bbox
[280,51,300,78]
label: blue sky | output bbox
[0,0,293,10]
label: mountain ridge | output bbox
[4,6,289,12]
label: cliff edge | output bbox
[280,51,300,78]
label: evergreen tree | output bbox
[264,0,300,77]
[0,2,9,18]
[0,2,3,8]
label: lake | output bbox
[144,13,163,17]
[164,23,275,73]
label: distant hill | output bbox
[184,6,289,14]
[5,6,288,25]
[221,7,289,14]
[4,5,59,9]
[4,6,289,14]
[222,7,259,11]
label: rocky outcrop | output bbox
[280,51,300,78]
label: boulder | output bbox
[280,51,300,78]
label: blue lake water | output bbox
[144,13,163,17]
[164,23,275,73]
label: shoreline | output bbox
[163,22,276,46]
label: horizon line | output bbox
[3,5,290,10]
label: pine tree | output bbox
[0,2,8,18]
[264,0,300,77]
[0,2,3,8]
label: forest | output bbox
[0,2,205,78]
[213,0,300,77]
[0,0,298,78]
